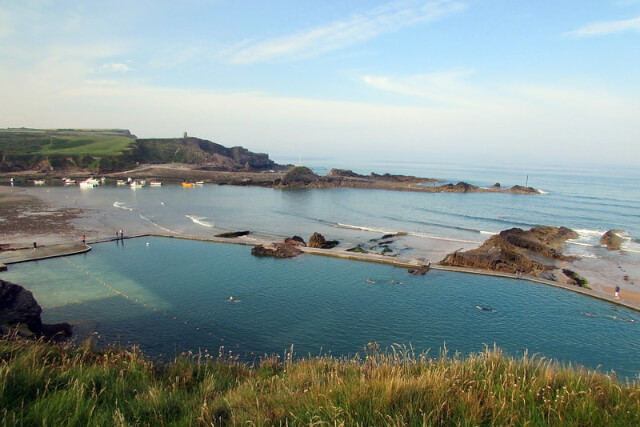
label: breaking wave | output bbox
[186,215,214,228]
[113,201,134,211]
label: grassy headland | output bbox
[0,128,137,172]
[1,337,638,425]
[0,128,276,174]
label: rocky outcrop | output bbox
[251,243,302,258]
[438,182,479,193]
[408,264,430,275]
[600,230,625,251]
[215,231,250,238]
[137,137,276,170]
[507,185,540,194]
[562,269,589,287]
[328,169,365,178]
[284,236,306,246]
[0,279,72,340]
[308,232,339,249]
[280,166,319,186]
[439,226,578,276]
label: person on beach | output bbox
[33,241,37,250]
[82,234,86,246]
[615,285,621,300]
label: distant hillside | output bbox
[137,137,275,170]
[0,129,276,173]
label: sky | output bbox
[1,0,639,167]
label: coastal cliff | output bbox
[0,128,277,173]
[439,226,578,276]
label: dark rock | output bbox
[600,230,625,251]
[347,245,368,253]
[408,264,430,275]
[492,183,501,188]
[284,236,306,246]
[439,226,579,276]
[40,323,73,341]
[0,279,72,339]
[215,230,250,238]
[327,169,365,178]
[369,173,432,183]
[562,269,589,287]
[280,166,319,186]
[438,182,479,193]
[508,185,539,194]
[308,232,339,249]
[0,279,43,334]
[251,243,302,258]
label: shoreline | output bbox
[1,163,540,194]
[1,184,639,312]
[2,232,639,313]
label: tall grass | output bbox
[1,337,638,426]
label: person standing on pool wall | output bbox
[615,285,621,300]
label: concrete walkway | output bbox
[0,242,91,268]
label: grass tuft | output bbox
[0,337,638,425]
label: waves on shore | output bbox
[335,222,481,245]
[113,201,134,211]
[186,215,214,228]
[566,229,640,255]
[140,214,175,234]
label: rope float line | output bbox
[59,256,228,343]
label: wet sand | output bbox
[1,184,638,310]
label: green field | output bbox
[0,128,136,156]
[0,129,138,171]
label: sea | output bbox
[2,160,639,379]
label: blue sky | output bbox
[1,0,639,166]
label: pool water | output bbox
[2,237,639,379]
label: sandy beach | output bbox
[1,184,638,310]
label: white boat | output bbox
[150,181,162,186]
[79,180,97,188]
[130,180,143,189]
[63,178,76,185]
[33,180,45,185]
[195,181,204,185]
[116,180,126,186]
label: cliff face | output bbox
[136,137,276,170]
[440,226,578,276]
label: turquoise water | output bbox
[3,237,639,379]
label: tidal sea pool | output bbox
[3,237,639,379]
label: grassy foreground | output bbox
[0,338,638,426]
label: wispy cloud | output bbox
[566,16,640,37]
[363,68,483,107]
[102,63,133,72]
[222,0,466,64]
